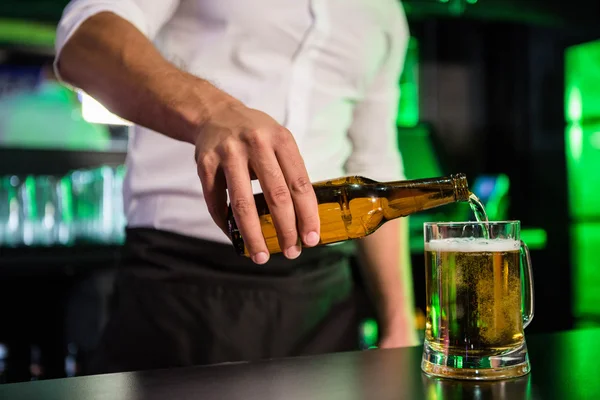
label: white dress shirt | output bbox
[55,0,409,244]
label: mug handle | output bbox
[520,240,535,328]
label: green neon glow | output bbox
[397,37,419,128]
[589,131,600,149]
[0,18,56,48]
[397,124,443,180]
[571,223,600,322]
[24,176,37,219]
[59,177,73,223]
[565,38,600,325]
[567,122,584,163]
[566,85,583,122]
[566,40,600,124]
[553,330,599,398]
[565,40,600,219]
[520,228,547,250]
[565,121,600,219]
[456,356,463,368]
[361,319,379,348]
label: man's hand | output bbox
[195,100,321,264]
[56,12,321,264]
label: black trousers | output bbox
[88,228,367,374]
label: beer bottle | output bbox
[227,173,471,257]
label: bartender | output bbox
[54,0,418,373]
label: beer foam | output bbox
[425,238,520,252]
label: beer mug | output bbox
[421,221,534,380]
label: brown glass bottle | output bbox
[227,173,471,257]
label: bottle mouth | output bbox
[451,173,471,201]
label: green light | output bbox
[520,228,547,250]
[566,40,600,123]
[456,357,463,368]
[24,176,37,219]
[553,330,599,398]
[565,120,600,219]
[565,38,600,326]
[566,85,583,122]
[59,176,73,223]
[397,124,444,180]
[565,39,600,219]
[589,131,600,149]
[567,122,584,163]
[397,37,420,128]
[466,0,478,3]
[0,18,56,48]
[361,319,379,348]
[571,224,600,323]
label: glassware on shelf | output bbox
[0,175,23,247]
[112,165,126,245]
[70,166,116,244]
[0,165,128,248]
[19,175,61,246]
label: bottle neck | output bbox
[378,173,471,220]
[381,174,470,201]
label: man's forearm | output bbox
[57,12,236,144]
[356,218,418,347]
[56,11,323,261]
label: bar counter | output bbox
[1,328,599,400]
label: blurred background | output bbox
[1,0,600,384]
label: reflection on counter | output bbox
[0,165,126,247]
[421,373,539,400]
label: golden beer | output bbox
[422,221,533,380]
[424,238,523,357]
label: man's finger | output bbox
[223,158,270,264]
[276,136,320,248]
[251,151,301,259]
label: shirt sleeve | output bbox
[54,0,180,82]
[344,2,410,183]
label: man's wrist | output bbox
[378,301,415,330]
[177,75,241,143]
[141,66,237,144]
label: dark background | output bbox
[2,0,600,384]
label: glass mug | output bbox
[421,221,534,380]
